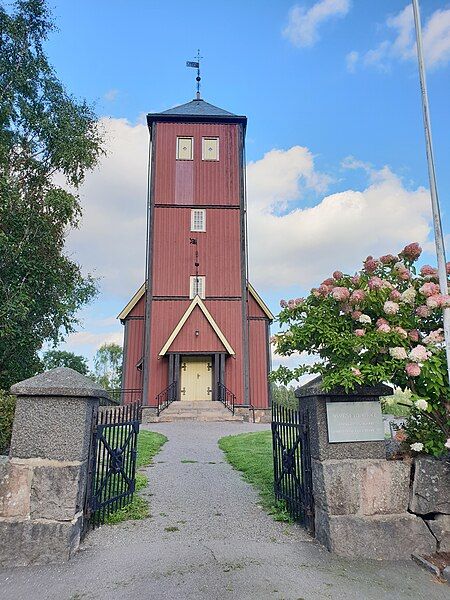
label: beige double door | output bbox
[180,356,212,401]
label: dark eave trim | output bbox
[146,113,247,137]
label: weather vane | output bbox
[186,50,203,99]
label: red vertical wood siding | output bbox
[122,318,144,393]
[152,207,241,297]
[154,123,240,205]
[167,305,226,353]
[248,319,270,408]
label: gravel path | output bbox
[1,421,446,600]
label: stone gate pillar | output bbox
[296,378,437,560]
[0,367,109,566]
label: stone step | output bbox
[144,400,244,423]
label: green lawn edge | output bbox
[218,431,291,522]
[105,429,167,524]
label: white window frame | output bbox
[176,136,194,160]
[191,209,206,232]
[190,275,205,299]
[202,137,219,161]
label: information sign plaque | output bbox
[326,401,384,443]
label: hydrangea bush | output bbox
[271,243,450,457]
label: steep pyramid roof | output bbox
[160,98,236,117]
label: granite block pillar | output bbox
[296,378,436,559]
[0,367,109,566]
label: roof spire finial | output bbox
[186,50,203,100]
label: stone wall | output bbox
[296,381,438,560]
[409,456,450,553]
[0,368,108,567]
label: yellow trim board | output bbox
[117,283,145,321]
[159,295,235,356]
[248,282,274,320]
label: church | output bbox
[118,91,273,420]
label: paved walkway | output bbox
[1,422,447,600]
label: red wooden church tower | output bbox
[118,94,273,415]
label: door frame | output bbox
[166,352,226,401]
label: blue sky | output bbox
[41,0,450,366]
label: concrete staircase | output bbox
[147,400,244,423]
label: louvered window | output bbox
[190,276,205,299]
[202,137,219,161]
[176,137,193,160]
[191,209,206,232]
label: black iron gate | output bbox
[272,402,314,533]
[85,402,142,528]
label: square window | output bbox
[202,137,219,161]
[190,276,205,299]
[191,209,206,232]
[177,137,193,160]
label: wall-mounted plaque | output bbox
[326,401,384,443]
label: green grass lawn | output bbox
[105,429,167,524]
[219,431,290,522]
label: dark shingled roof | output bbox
[160,98,236,117]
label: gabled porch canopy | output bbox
[159,295,235,356]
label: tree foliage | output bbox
[271,243,450,456]
[0,0,104,389]
[93,343,123,390]
[41,349,89,375]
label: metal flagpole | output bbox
[411,0,450,385]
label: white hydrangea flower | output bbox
[410,442,424,452]
[401,287,417,305]
[389,347,407,360]
[358,314,372,324]
[415,399,428,411]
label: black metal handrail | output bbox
[217,382,235,414]
[156,381,177,416]
[106,388,142,406]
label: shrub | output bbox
[271,242,450,457]
[0,391,16,454]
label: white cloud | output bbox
[345,50,359,73]
[66,117,148,296]
[104,89,119,102]
[65,330,123,349]
[247,149,431,289]
[350,5,450,71]
[283,0,350,47]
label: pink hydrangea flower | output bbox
[420,265,438,277]
[380,254,397,264]
[397,267,411,281]
[384,301,399,315]
[376,318,389,327]
[351,275,361,285]
[333,271,344,280]
[311,288,320,297]
[393,327,408,339]
[351,367,362,376]
[280,299,288,308]
[332,287,350,301]
[439,294,450,308]
[390,289,401,301]
[363,256,379,273]
[406,362,421,377]
[401,242,422,261]
[408,329,420,342]
[423,329,444,345]
[426,295,440,309]
[351,310,362,320]
[368,276,384,290]
[322,278,335,287]
[416,305,432,318]
[378,323,391,333]
[288,299,296,309]
[354,329,365,337]
[318,284,331,296]
[409,345,431,363]
[341,303,352,314]
[350,290,366,304]
[295,297,304,306]
[419,282,440,297]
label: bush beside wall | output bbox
[0,391,16,454]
